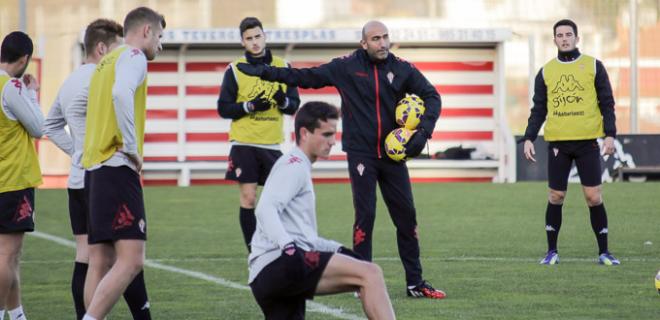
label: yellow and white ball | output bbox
[384,128,415,162]
[395,94,425,130]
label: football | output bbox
[656,270,660,295]
[395,94,426,130]
[384,128,415,162]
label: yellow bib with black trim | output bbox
[82,47,147,168]
[0,75,42,193]
[230,56,288,144]
[543,54,604,141]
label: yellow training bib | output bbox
[229,56,288,144]
[0,75,42,192]
[543,54,604,141]
[82,47,147,168]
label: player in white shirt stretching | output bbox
[249,101,396,320]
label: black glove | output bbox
[337,246,364,260]
[237,63,266,77]
[405,127,430,158]
[272,85,287,108]
[249,90,271,112]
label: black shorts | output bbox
[547,139,603,191]
[250,250,333,320]
[225,145,282,185]
[68,188,88,235]
[0,188,35,233]
[86,166,147,244]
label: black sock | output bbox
[239,207,257,253]
[123,270,151,320]
[72,262,88,320]
[545,203,563,252]
[589,203,609,254]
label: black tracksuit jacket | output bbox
[257,48,441,158]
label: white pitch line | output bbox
[21,244,660,265]
[29,231,365,320]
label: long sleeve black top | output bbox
[252,49,441,158]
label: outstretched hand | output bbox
[237,63,265,77]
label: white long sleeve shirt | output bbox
[248,147,342,283]
[43,64,95,189]
[0,69,44,138]
[88,45,147,172]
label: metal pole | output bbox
[19,0,27,32]
[630,0,639,133]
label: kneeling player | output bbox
[248,101,396,320]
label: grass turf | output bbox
[20,182,660,319]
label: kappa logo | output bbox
[138,219,146,234]
[10,79,22,95]
[357,163,365,176]
[551,74,585,108]
[551,74,584,94]
[227,158,234,172]
[246,79,277,100]
[13,195,32,222]
[553,148,559,157]
[304,251,321,269]
[287,155,303,165]
[353,226,366,246]
[112,204,135,230]
[130,48,142,57]
[235,168,242,177]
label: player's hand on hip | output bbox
[127,152,143,172]
[22,74,39,91]
[237,63,265,77]
[523,140,536,162]
[282,242,298,256]
[602,136,616,155]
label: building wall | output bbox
[0,0,656,178]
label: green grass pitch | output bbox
[21,182,660,319]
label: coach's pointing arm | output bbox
[236,60,342,89]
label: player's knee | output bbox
[362,262,384,283]
[117,257,144,276]
[585,194,602,207]
[0,251,20,268]
[240,193,257,207]
[548,190,565,204]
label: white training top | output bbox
[248,146,342,283]
[43,63,96,189]
[0,69,44,138]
